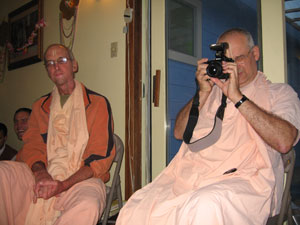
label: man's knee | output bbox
[58,183,106,216]
[78,196,103,214]
[191,189,222,210]
[177,189,224,225]
[54,195,104,225]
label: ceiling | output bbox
[285,0,300,31]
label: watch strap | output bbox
[235,95,248,108]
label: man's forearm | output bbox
[237,98,297,153]
[61,165,94,191]
[174,99,193,140]
[174,91,210,140]
[31,161,47,173]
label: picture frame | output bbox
[8,0,44,70]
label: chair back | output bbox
[267,148,296,225]
[100,134,124,225]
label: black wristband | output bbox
[235,95,248,108]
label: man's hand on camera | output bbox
[196,58,214,93]
[209,61,242,103]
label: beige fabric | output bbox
[0,161,106,225]
[116,72,300,225]
[25,80,89,225]
[0,161,35,225]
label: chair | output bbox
[267,148,296,225]
[100,134,124,225]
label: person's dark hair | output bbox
[14,108,32,121]
[0,122,8,137]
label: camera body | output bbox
[206,42,234,79]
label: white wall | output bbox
[150,0,167,179]
[260,0,287,83]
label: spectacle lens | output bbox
[45,57,70,68]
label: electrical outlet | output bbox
[111,42,118,58]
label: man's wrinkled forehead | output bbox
[46,45,68,59]
[219,35,248,58]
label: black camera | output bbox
[206,42,234,79]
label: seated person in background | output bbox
[13,107,32,141]
[116,28,300,225]
[0,122,17,161]
[0,43,115,225]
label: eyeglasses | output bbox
[45,57,71,68]
[233,48,253,64]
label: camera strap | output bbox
[183,81,227,152]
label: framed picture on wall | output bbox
[8,0,44,70]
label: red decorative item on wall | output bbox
[59,0,79,50]
[60,0,79,20]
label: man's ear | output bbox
[72,60,78,73]
[252,45,260,61]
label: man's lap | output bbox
[55,177,106,212]
[117,176,271,225]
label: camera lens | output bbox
[206,61,223,78]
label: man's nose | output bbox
[54,62,60,69]
[16,122,22,129]
[16,121,24,129]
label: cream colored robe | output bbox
[116,72,300,225]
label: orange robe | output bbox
[116,72,300,225]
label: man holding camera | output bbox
[116,28,300,225]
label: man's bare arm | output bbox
[212,61,298,154]
[61,166,93,191]
[236,98,297,153]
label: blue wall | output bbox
[285,22,300,200]
[167,59,196,161]
[201,0,258,60]
[286,22,300,167]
